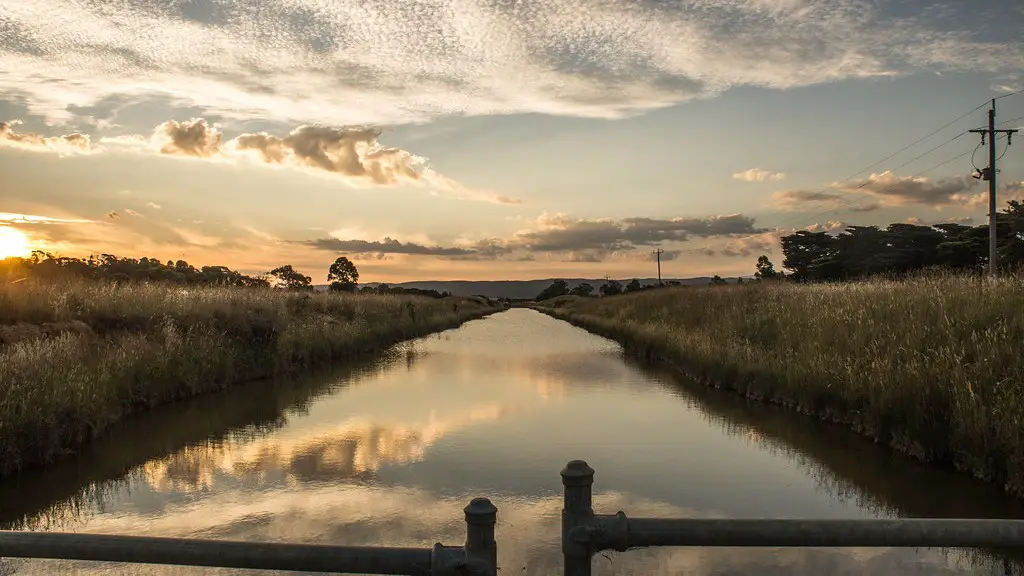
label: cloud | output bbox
[843,171,979,205]
[123,208,143,217]
[0,212,93,225]
[515,213,764,254]
[302,212,765,263]
[772,171,984,212]
[106,211,121,220]
[301,237,479,257]
[6,119,521,204]
[146,202,162,210]
[0,120,90,154]
[733,168,786,182]
[804,220,847,233]
[2,0,1021,128]
[906,216,973,226]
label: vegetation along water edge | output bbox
[533,273,1024,498]
[0,253,499,478]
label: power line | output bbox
[743,100,991,236]
[765,129,973,233]
[801,145,983,221]
[995,88,1023,101]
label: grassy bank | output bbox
[533,275,1024,496]
[0,279,497,477]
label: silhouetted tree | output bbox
[268,265,312,291]
[536,279,569,301]
[754,255,779,280]
[624,279,642,293]
[710,275,728,286]
[599,280,623,296]
[569,282,594,297]
[328,257,359,292]
[770,201,1024,282]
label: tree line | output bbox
[0,252,370,292]
[764,200,1024,282]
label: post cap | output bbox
[464,497,498,524]
[560,459,595,486]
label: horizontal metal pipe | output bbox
[621,518,1024,549]
[0,531,435,574]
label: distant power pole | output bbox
[653,249,664,285]
[970,99,1018,277]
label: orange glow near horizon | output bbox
[0,226,31,259]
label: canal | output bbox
[2,308,1023,575]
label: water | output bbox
[3,309,1023,575]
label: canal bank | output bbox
[532,285,1024,502]
[3,309,1022,575]
[0,282,499,479]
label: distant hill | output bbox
[317,277,746,299]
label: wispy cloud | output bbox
[733,168,786,182]
[3,118,520,204]
[0,212,94,225]
[2,0,1021,128]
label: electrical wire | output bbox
[995,89,1023,101]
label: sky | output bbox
[1,0,1023,283]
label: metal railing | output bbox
[560,459,1024,576]
[5,460,1024,575]
[0,497,498,575]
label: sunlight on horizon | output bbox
[0,226,31,259]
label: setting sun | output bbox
[0,226,30,259]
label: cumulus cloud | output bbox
[0,120,90,153]
[772,170,984,212]
[804,220,847,233]
[4,119,520,204]
[844,171,979,205]
[146,202,162,210]
[2,0,1021,128]
[733,168,786,182]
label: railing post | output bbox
[464,497,498,576]
[562,460,595,576]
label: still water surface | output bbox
[3,309,1024,575]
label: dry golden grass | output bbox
[0,279,497,476]
[536,274,1024,494]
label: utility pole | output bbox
[970,99,1018,277]
[653,249,664,285]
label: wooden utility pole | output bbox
[653,249,664,285]
[970,99,1018,277]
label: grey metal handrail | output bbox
[7,461,1024,575]
[560,459,1024,576]
[0,497,498,576]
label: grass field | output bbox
[0,279,497,477]
[534,274,1024,496]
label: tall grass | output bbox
[0,279,497,476]
[535,274,1024,495]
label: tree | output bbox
[754,255,778,279]
[328,257,359,292]
[569,282,594,297]
[736,277,744,285]
[624,278,642,293]
[709,275,728,286]
[269,265,312,290]
[536,279,569,301]
[599,280,623,296]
